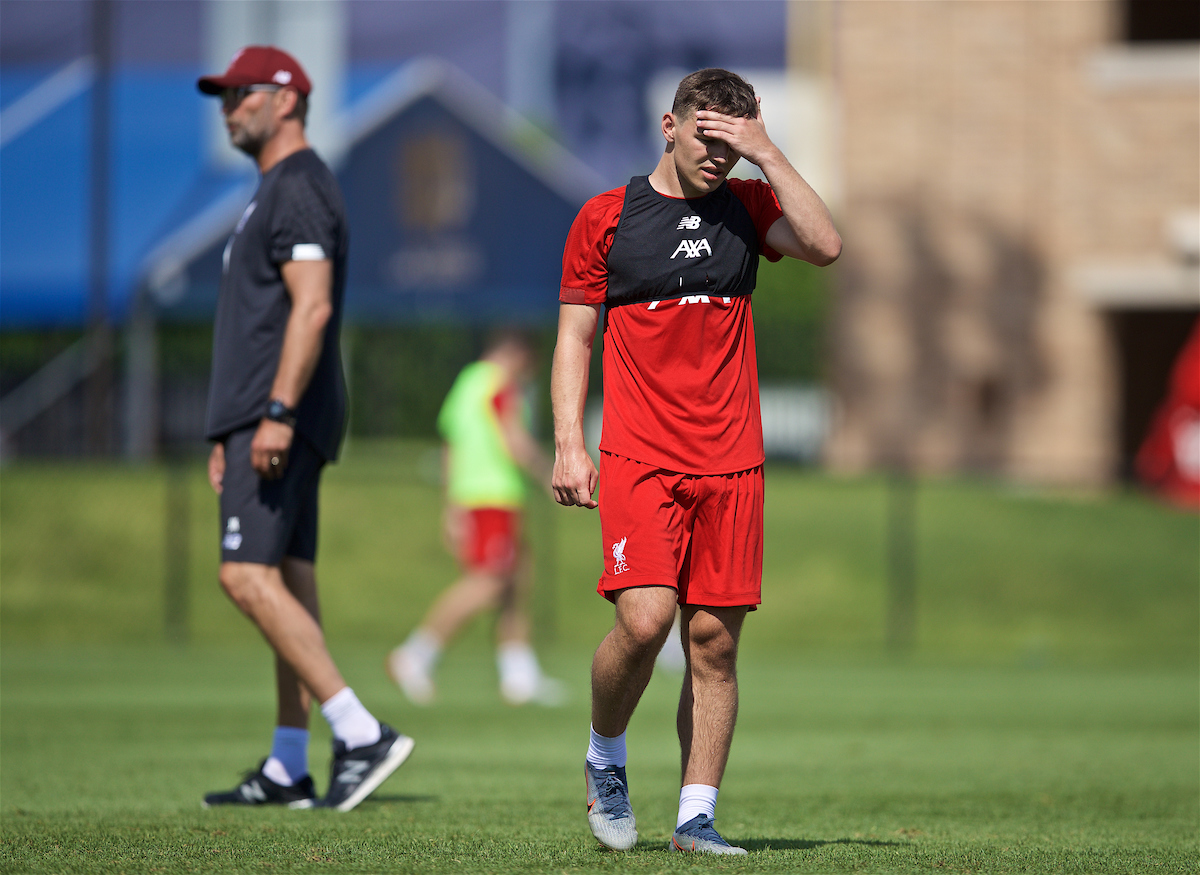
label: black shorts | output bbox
[218,426,325,565]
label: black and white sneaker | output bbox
[320,723,414,812]
[202,762,317,809]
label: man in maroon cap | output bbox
[197,45,413,812]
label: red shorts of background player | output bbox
[596,452,763,608]
[459,508,520,575]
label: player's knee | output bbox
[218,563,267,613]
[687,625,739,676]
[619,611,674,655]
[493,576,519,608]
[691,641,738,679]
[466,570,508,604]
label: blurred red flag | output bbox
[1135,316,1200,510]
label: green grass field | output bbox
[2,441,1197,872]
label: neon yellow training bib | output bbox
[437,360,525,509]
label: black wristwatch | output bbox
[265,398,297,428]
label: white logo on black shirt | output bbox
[224,202,258,274]
[235,201,257,234]
[670,238,712,259]
[676,216,702,230]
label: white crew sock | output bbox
[262,726,309,786]
[677,783,719,828]
[404,628,442,674]
[586,725,627,769]
[319,687,382,750]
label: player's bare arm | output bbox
[695,106,842,266]
[550,303,601,509]
[442,503,465,556]
[499,405,554,492]
[250,258,333,478]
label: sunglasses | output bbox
[221,84,281,110]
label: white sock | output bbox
[677,783,719,828]
[404,629,442,673]
[586,725,627,768]
[262,726,309,786]
[497,641,540,687]
[319,687,382,750]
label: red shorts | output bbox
[596,452,763,608]
[460,508,520,575]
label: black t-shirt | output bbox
[204,149,348,461]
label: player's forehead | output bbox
[673,110,715,138]
[672,107,706,127]
[675,103,749,124]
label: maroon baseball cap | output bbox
[197,46,312,96]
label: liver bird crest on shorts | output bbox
[612,537,629,574]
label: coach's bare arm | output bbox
[695,106,841,266]
[551,302,601,509]
[250,258,334,479]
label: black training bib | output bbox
[604,175,761,307]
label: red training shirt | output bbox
[560,177,784,474]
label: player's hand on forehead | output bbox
[694,100,774,165]
[694,96,763,128]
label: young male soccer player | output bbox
[551,68,841,854]
[388,330,564,706]
[197,46,413,811]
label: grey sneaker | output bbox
[584,762,637,850]
[668,814,747,855]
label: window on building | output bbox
[1125,0,1200,42]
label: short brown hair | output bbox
[672,68,757,120]
[285,89,308,127]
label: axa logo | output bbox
[670,238,712,260]
[612,537,630,575]
[223,516,242,551]
[676,215,702,230]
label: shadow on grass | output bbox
[622,837,906,853]
[740,837,908,851]
[360,794,441,805]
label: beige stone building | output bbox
[811,0,1199,484]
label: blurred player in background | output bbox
[197,46,412,812]
[551,68,841,854]
[1136,316,1200,509]
[388,330,565,706]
